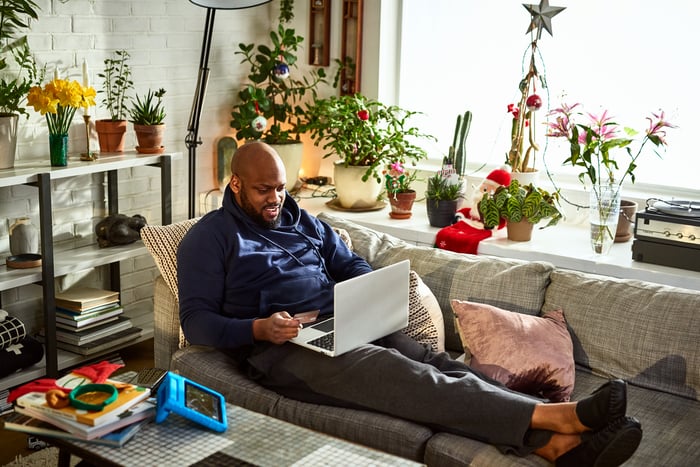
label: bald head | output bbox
[230,141,286,181]
[229,141,287,229]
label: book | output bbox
[55,287,120,312]
[15,373,151,427]
[55,305,124,329]
[55,315,119,332]
[56,300,123,316]
[53,316,133,346]
[6,401,155,444]
[54,327,142,356]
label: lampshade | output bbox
[189,0,271,9]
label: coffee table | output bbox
[48,403,424,466]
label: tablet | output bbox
[155,372,227,432]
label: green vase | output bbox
[49,133,68,167]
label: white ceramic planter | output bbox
[0,114,19,169]
[333,163,382,209]
[271,141,303,191]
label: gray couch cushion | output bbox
[373,245,554,353]
[543,270,700,399]
[318,213,555,353]
[570,371,699,466]
[171,345,433,462]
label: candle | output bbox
[82,59,89,87]
[54,67,59,80]
[82,59,90,115]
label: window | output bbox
[397,0,698,193]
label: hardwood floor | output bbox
[0,338,155,465]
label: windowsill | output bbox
[296,190,700,291]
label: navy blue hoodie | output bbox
[177,186,372,350]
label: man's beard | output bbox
[239,188,281,229]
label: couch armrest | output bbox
[153,275,182,369]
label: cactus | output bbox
[447,110,472,177]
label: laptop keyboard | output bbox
[308,332,334,351]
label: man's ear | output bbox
[229,174,240,193]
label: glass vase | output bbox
[589,184,621,255]
[49,133,69,167]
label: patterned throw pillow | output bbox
[402,271,445,353]
[451,299,575,402]
[140,218,200,299]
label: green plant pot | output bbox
[49,133,69,167]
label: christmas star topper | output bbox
[523,0,566,39]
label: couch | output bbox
[141,212,699,466]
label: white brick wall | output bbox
[1,0,277,333]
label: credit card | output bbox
[293,310,320,324]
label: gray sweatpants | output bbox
[243,332,552,456]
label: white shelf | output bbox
[297,189,700,291]
[0,151,176,186]
[0,242,149,292]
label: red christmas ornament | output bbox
[526,94,542,111]
[357,109,370,121]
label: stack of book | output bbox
[50,287,141,355]
[3,371,156,447]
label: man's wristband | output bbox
[69,384,118,411]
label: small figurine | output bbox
[95,214,147,248]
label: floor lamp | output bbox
[186,0,272,219]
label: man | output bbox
[178,141,642,466]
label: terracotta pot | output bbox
[426,198,458,227]
[134,123,165,154]
[95,119,127,153]
[615,199,638,243]
[388,190,416,219]
[506,218,534,241]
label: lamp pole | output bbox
[186,0,272,219]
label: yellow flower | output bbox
[27,79,96,135]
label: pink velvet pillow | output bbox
[451,299,575,402]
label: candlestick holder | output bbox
[81,115,98,161]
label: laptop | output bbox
[290,260,410,357]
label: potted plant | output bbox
[478,179,562,242]
[129,88,166,154]
[302,93,434,210]
[96,49,133,153]
[229,0,326,190]
[425,172,462,228]
[546,102,676,253]
[383,161,418,219]
[0,0,40,169]
[26,78,96,166]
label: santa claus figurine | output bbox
[434,168,511,254]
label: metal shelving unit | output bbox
[0,151,178,392]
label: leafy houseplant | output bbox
[98,50,133,121]
[130,88,166,154]
[230,0,326,144]
[546,102,676,252]
[478,179,562,233]
[96,50,133,152]
[425,172,463,228]
[302,93,434,184]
